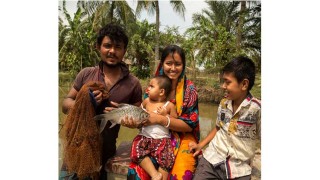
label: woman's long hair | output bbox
[63,81,108,179]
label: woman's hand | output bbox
[120,115,142,129]
[143,112,163,126]
[188,141,201,157]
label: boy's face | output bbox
[221,72,248,102]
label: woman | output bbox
[127,45,200,180]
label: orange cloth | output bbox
[170,132,196,180]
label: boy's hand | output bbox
[188,141,201,157]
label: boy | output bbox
[189,56,261,180]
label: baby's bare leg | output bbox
[139,157,162,180]
[158,167,169,180]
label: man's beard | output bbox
[103,61,121,68]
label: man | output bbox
[61,23,142,179]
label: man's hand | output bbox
[104,101,119,113]
[91,90,103,106]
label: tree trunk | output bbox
[109,2,115,23]
[237,1,246,53]
[191,51,196,80]
[153,1,160,75]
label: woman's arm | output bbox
[168,102,178,118]
[148,80,199,133]
[148,111,192,132]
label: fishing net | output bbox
[63,81,108,179]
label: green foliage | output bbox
[59,1,99,76]
[59,0,261,80]
[185,1,261,74]
[59,0,136,76]
[251,74,261,100]
[126,20,155,78]
[135,0,186,74]
[160,26,184,46]
[130,65,150,79]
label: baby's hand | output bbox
[188,141,201,157]
[156,106,167,116]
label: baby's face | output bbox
[146,79,162,100]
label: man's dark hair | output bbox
[154,75,172,98]
[96,23,128,49]
[222,56,256,91]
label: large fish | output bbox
[94,103,150,133]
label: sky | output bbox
[59,0,208,34]
[2,0,320,179]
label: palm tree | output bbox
[187,1,239,71]
[242,2,261,54]
[135,0,186,74]
[186,1,261,72]
[160,26,184,46]
[127,20,156,79]
[59,0,97,75]
[181,34,198,80]
[237,1,246,52]
[77,1,135,33]
[59,0,137,75]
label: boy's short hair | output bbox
[96,23,128,49]
[222,56,256,91]
[154,75,172,98]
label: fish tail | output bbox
[99,119,108,133]
[94,113,118,133]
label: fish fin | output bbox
[109,121,117,128]
[99,120,108,133]
[94,114,105,121]
[94,114,110,133]
[118,103,130,108]
[94,113,115,121]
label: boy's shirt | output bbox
[202,93,261,179]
